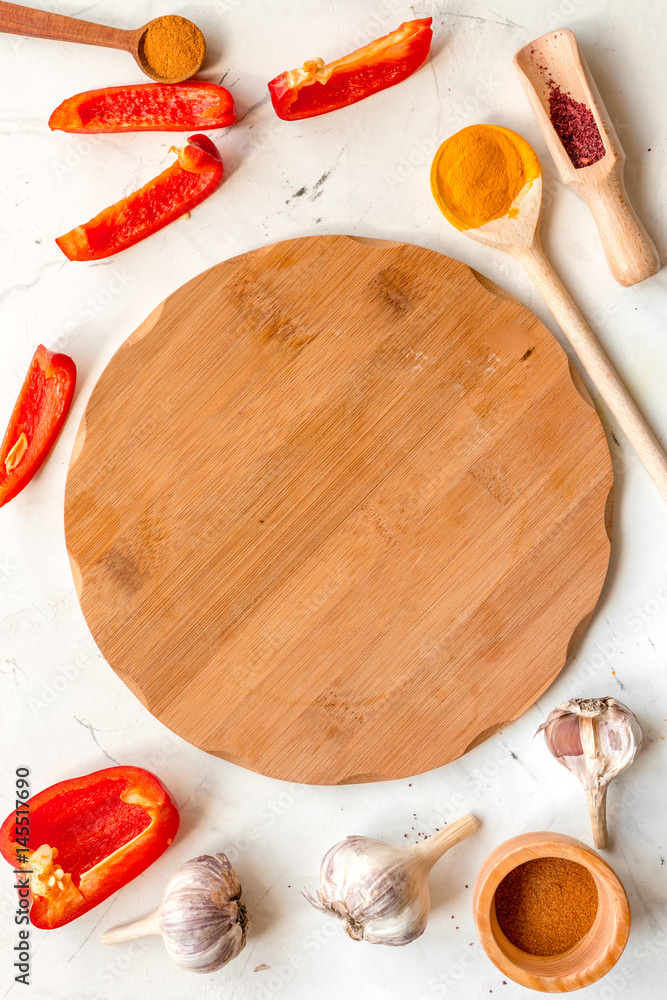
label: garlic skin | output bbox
[303,813,479,946]
[305,836,428,945]
[103,853,247,974]
[158,854,247,973]
[538,697,642,849]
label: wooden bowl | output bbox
[473,832,630,992]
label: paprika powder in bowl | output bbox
[473,832,630,992]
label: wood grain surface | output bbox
[64,235,613,784]
[0,1,134,49]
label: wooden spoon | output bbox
[0,2,205,83]
[431,125,667,505]
[514,29,659,287]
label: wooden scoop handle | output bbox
[0,1,133,50]
[517,241,667,504]
[576,165,660,287]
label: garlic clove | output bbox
[538,697,642,849]
[303,813,479,946]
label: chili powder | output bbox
[548,84,606,169]
[494,857,598,956]
[138,16,205,81]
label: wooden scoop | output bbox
[431,125,667,505]
[0,1,205,83]
[514,29,659,287]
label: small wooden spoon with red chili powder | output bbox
[514,29,659,287]
[0,3,205,83]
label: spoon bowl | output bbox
[515,30,615,181]
[133,15,206,83]
[431,126,542,254]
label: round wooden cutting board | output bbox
[65,235,613,784]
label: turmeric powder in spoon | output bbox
[429,123,667,505]
[430,124,540,230]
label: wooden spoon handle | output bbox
[577,169,660,287]
[0,1,132,50]
[518,242,667,504]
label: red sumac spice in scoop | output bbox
[548,84,606,168]
[494,857,598,956]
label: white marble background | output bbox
[1,1,666,997]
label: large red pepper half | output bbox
[0,766,179,929]
[268,17,433,121]
[56,133,223,261]
[0,345,76,507]
[49,81,236,133]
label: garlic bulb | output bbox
[538,697,642,849]
[102,853,247,973]
[303,813,479,945]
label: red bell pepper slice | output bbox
[0,345,76,507]
[268,17,433,121]
[56,133,223,261]
[49,81,236,133]
[0,766,179,929]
